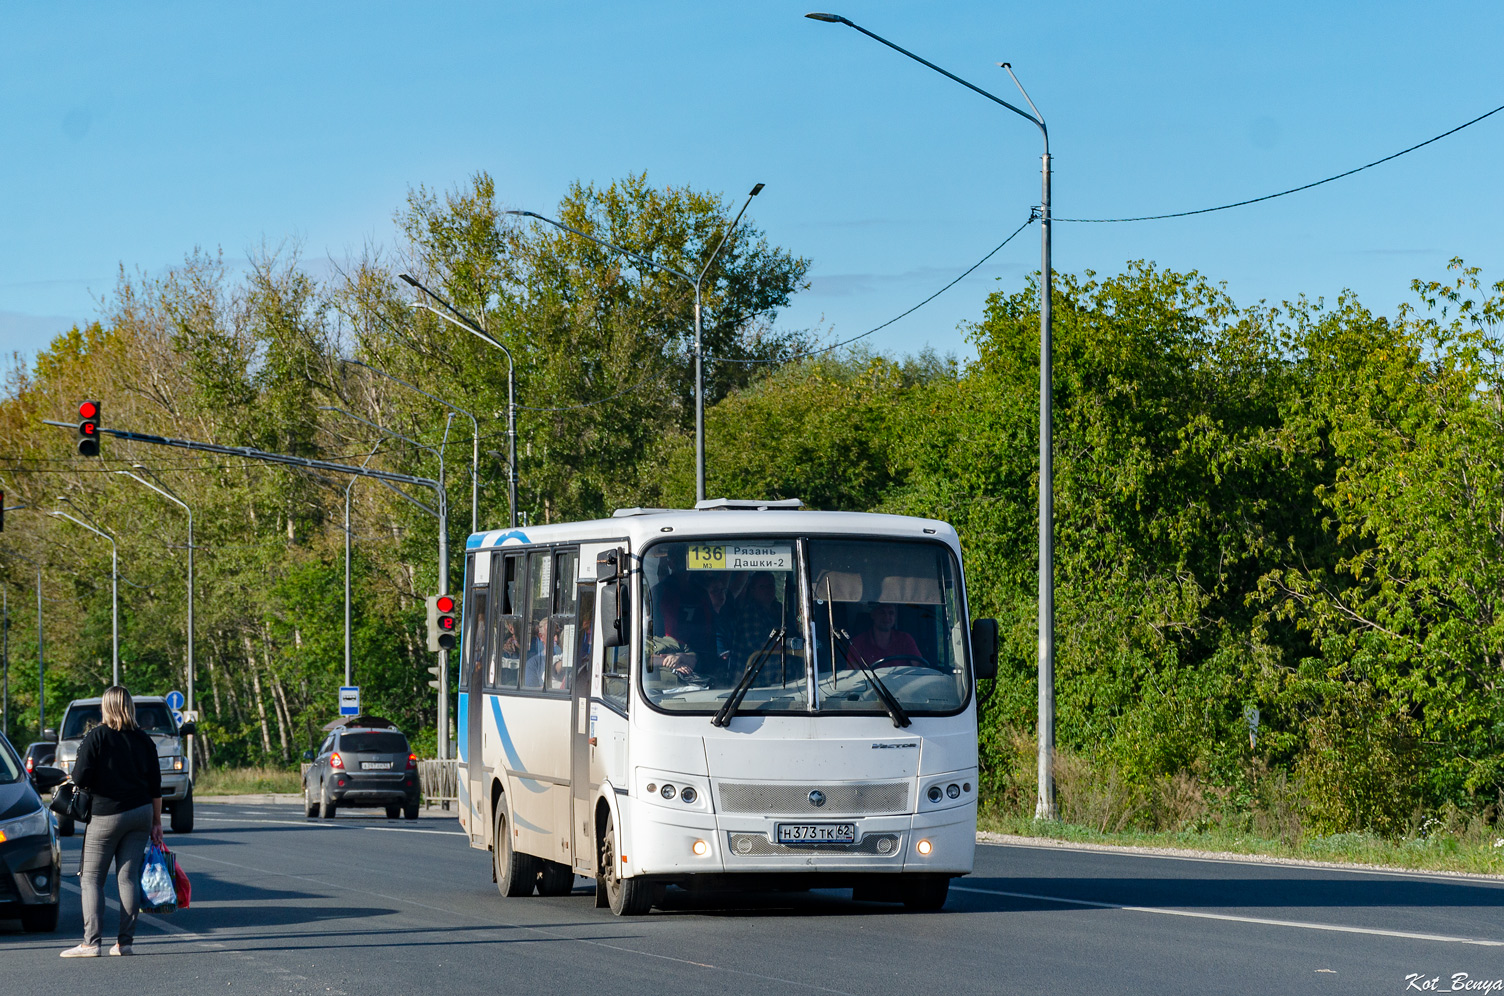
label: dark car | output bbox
[303,718,419,820]
[0,733,65,932]
[21,743,55,776]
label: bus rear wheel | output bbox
[537,861,574,896]
[494,804,538,897]
[601,811,652,916]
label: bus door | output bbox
[570,581,596,873]
[464,554,493,843]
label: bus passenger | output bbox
[728,571,784,668]
[844,603,922,668]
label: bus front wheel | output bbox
[601,811,653,916]
[494,804,538,898]
[900,874,950,912]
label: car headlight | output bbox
[0,806,51,843]
[159,755,184,772]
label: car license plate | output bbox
[361,762,392,770]
[776,822,856,844]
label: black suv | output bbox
[303,718,419,820]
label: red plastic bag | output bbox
[171,853,191,909]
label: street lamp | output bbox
[398,274,517,530]
[50,501,119,685]
[805,12,1057,818]
[341,441,383,689]
[116,467,197,778]
[320,406,454,759]
[343,358,481,537]
[505,180,765,503]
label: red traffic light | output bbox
[438,615,457,631]
[80,421,98,436]
[79,401,98,419]
[435,595,455,613]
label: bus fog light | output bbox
[916,839,933,856]
[927,786,943,803]
[680,786,697,804]
[646,783,657,795]
[660,784,676,800]
[692,839,708,856]
[946,783,961,799]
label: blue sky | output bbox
[3,1,1501,371]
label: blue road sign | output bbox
[165,690,185,712]
[339,686,360,716]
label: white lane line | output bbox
[951,884,1504,947]
[196,815,464,836]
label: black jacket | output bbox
[72,725,162,816]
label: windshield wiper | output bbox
[712,628,785,728]
[832,628,911,728]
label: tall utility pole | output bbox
[805,12,1057,817]
[116,467,197,778]
[506,182,764,504]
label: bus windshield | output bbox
[639,537,969,716]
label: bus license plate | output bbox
[776,822,856,844]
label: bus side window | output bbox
[521,551,551,690]
[463,586,488,692]
[549,549,579,692]
[489,553,522,690]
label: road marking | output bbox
[196,815,464,836]
[950,884,1504,947]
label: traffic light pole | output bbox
[41,420,449,751]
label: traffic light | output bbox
[427,664,443,690]
[77,400,101,457]
[425,594,457,652]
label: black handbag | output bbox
[48,780,92,824]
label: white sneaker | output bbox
[110,943,134,956]
[60,944,100,958]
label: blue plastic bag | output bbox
[140,842,177,914]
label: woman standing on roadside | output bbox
[60,685,164,958]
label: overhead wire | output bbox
[1056,102,1504,223]
[713,213,1038,366]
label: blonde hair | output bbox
[100,686,138,731]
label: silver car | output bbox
[49,696,194,836]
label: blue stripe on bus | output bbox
[488,696,549,794]
[457,693,468,764]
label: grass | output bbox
[194,765,302,795]
[979,809,1504,877]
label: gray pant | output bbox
[79,803,153,947]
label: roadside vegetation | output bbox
[2,171,1501,871]
[194,765,303,796]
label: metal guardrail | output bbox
[419,759,458,803]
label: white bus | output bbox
[454,500,998,915]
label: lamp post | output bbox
[51,503,119,685]
[1,546,46,738]
[505,181,764,504]
[398,275,517,530]
[343,359,481,537]
[805,12,1056,818]
[320,406,452,759]
[116,467,197,777]
[341,440,383,689]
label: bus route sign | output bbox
[687,543,792,571]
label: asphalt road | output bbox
[4,802,1503,995]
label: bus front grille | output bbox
[716,781,910,815]
[726,832,903,857]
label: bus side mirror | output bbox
[598,549,628,649]
[970,618,999,681]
